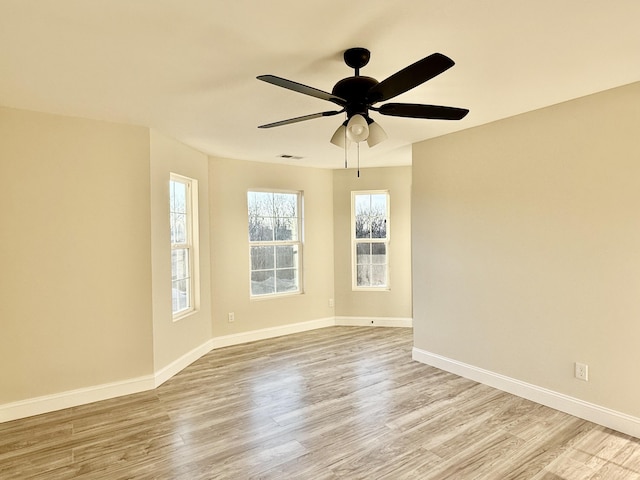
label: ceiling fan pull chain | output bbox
[344,123,348,169]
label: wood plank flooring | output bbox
[2,326,640,479]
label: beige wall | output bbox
[412,82,640,417]
[150,130,212,372]
[209,157,335,336]
[333,167,413,318]
[0,107,154,403]
[0,105,412,413]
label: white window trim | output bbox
[351,190,390,291]
[170,173,200,321]
[248,189,304,299]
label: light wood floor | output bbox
[2,327,640,479]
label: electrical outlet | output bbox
[575,362,588,381]
[228,312,235,323]
[328,298,335,308]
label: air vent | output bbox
[278,154,303,160]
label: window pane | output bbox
[171,181,187,214]
[371,243,386,264]
[276,268,298,293]
[354,194,370,239]
[274,193,297,218]
[251,246,274,270]
[356,242,371,265]
[171,248,189,281]
[172,278,190,313]
[251,270,275,295]
[371,216,386,239]
[248,191,274,217]
[172,281,181,312]
[275,245,297,268]
[371,265,387,286]
[357,265,370,287]
[355,216,370,239]
[370,194,386,215]
[275,216,297,241]
[248,215,274,242]
[171,213,187,244]
[354,194,370,216]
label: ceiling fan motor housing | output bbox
[332,76,378,119]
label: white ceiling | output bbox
[1,1,640,169]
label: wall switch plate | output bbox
[575,362,588,381]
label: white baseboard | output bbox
[412,347,640,439]
[335,316,413,328]
[0,375,155,424]
[154,340,215,388]
[155,318,338,388]
[0,317,336,423]
[208,317,336,350]
[0,318,413,423]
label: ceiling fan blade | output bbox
[378,103,469,120]
[367,53,455,103]
[258,110,343,128]
[257,75,346,106]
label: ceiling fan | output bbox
[257,47,469,148]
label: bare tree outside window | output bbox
[248,191,302,297]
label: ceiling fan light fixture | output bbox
[366,120,387,147]
[346,114,369,143]
[330,124,350,148]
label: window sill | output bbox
[352,287,391,292]
[172,308,197,322]
[250,291,304,301]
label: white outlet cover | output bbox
[575,362,589,381]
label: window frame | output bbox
[247,189,304,299]
[351,190,390,291]
[170,173,199,320]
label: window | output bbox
[170,174,197,318]
[352,191,389,289]
[247,190,302,297]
